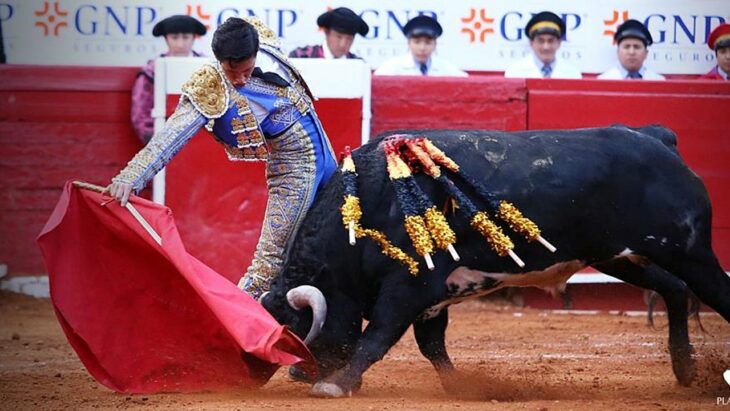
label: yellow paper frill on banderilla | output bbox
[496,201,541,241]
[355,227,419,275]
[424,207,456,250]
[339,146,420,275]
[404,215,434,259]
[470,211,514,257]
[339,135,555,275]
[340,195,362,228]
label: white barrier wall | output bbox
[2,0,727,74]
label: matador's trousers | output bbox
[237,113,336,300]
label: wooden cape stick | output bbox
[72,181,162,246]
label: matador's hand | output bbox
[108,181,133,207]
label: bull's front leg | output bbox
[310,290,424,398]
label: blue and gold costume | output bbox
[113,18,337,299]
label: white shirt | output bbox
[597,66,665,80]
[374,53,468,77]
[248,51,293,122]
[504,55,582,79]
[322,42,345,60]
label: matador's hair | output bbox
[212,17,260,62]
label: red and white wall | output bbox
[1,64,729,308]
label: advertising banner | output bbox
[1,0,727,74]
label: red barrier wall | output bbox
[372,76,527,135]
[164,96,363,282]
[525,79,730,268]
[0,66,142,275]
[1,65,729,278]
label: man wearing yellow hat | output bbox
[700,23,730,80]
[504,11,581,79]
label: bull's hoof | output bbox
[288,366,315,383]
[670,347,696,387]
[309,381,352,398]
[672,358,696,387]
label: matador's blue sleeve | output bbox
[112,97,206,194]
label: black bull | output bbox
[261,126,730,398]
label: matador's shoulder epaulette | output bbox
[242,16,282,49]
[181,63,230,119]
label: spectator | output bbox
[289,7,369,60]
[504,11,581,79]
[374,15,467,77]
[131,15,206,144]
[598,19,664,80]
[700,23,730,80]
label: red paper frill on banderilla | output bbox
[36,181,316,394]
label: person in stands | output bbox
[504,11,581,79]
[598,19,664,80]
[289,7,369,60]
[374,15,467,77]
[131,15,206,144]
[700,23,730,80]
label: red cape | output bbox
[37,182,316,393]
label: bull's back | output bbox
[362,127,710,262]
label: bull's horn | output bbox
[286,285,327,344]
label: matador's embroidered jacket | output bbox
[113,18,334,195]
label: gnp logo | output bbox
[35,1,68,36]
[30,2,299,38]
[182,4,287,34]
[461,8,494,43]
[357,9,438,40]
[461,10,582,43]
[213,7,298,37]
[603,10,727,45]
[32,1,158,37]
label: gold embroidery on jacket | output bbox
[180,64,229,119]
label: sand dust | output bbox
[1,290,728,410]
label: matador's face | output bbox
[220,56,257,88]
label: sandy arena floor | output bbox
[1,290,728,410]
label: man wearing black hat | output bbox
[374,15,466,76]
[131,15,206,144]
[289,7,368,60]
[504,11,581,79]
[598,19,664,80]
